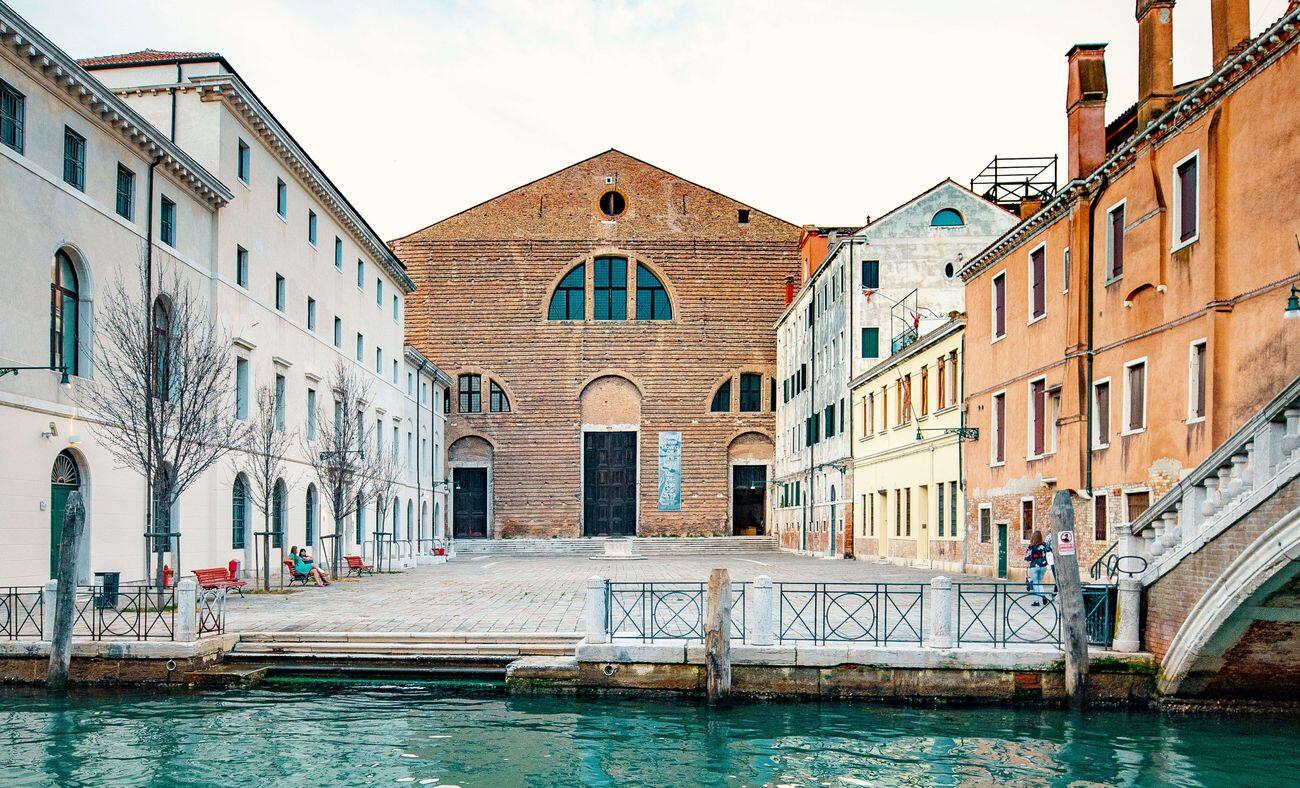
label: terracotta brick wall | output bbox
[392,151,800,537]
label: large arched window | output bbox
[635,264,671,320]
[593,256,627,320]
[272,478,286,548]
[232,474,248,549]
[152,296,172,400]
[391,500,400,542]
[304,484,317,547]
[931,208,965,227]
[710,379,732,412]
[50,250,79,377]
[548,264,585,320]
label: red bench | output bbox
[344,555,374,577]
[283,558,311,587]
[194,567,248,597]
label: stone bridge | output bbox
[1112,375,1300,700]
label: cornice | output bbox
[0,4,232,208]
[958,7,1299,282]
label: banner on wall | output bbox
[657,431,682,511]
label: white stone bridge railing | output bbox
[1124,374,1300,587]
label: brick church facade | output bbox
[393,150,800,539]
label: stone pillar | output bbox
[175,578,198,642]
[928,576,954,649]
[1113,577,1143,653]
[42,580,58,640]
[751,575,775,646]
[1283,408,1300,458]
[585,576,608,644]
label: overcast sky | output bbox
[15,0,1288,237]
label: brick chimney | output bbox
[1065,44,1108,180]
[1136,0,1177,129]
[1211,0,1250,66]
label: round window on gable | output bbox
[599,190,626,218]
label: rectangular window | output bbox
[160,197,176,247]
[739,373,762,412]
[307,297,317,331]
[1029,245,1046,320]
[0,79,24,153]
[895,490,902,536]
[115,164,135,220]
[237,139,250,184]
[308,210,318,245]
[333,317,342,348]
[356,333,364,362]
[392,359,398,384]
[825,403,835,438]
[1062,248,1071,293]
[236,246,249,288]
[235,358,249,420]
[1094,493,1108,541]
[392,294,399,321]
[865,392,875,434]
[947,352,958,408]
[334,237,343,269]
[936,356,946,409]
[357,260,364,289]
[992,391,1006,465]
[306,387,317,441]
[376,347,383,374]
[1174,153,1199,245]
[593,256,627,320]
[861,259,880,289]
[920,367,930,417]
[1189,340,1207,421]
[271,275,285,312]
[1107,202,1125,279]
[62,126,85,190]
[861,327,880,358]
[1093,379,1111,448]
[936,482,944,537]
[1021,499,1034,542]
[1029,378,1046,457]
[276,178,287,217]
[274,374,286,431]
[1126,490,1151,524]
[950,482,958,537]
[1047,387,1061,454]
[905,488,912,536]
[979,507,992,543]
[376,277,383,307]
[1124,360,1147,433]
[458,374,481,413]
[992,272,1006,339]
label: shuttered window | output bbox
[861,327,880,358]
[1029,246,1046,319]
[992,272,1006,339]
[1107,204,1125,278]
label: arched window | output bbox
[50,250,79,377]
[739,373,763,412]
[635,264,671,320]
[355,496,365,544]
[931,208,965,227]
[232,475,248,549]
[489,380,510,413]
[152,296,172,401]
[710,379,732,412]
[304,484,317,547]
[548,264,585,320]
[391,500,399,542]
[593,256,627,320]
[406,499,413,544]
[272,479,287,548]
[151,464,174,555]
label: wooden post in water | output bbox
[1050,489,1089,708]
[48,491,86,691]
[704,567,732,704]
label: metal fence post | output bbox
[41,580,57,640]
[928,576,954,648]
[752,575,775,646]
[175,578,198,642]
[586,576,608,644]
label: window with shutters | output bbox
[1093,378,1111,449]
[861,260,879,289]
[1188,340,1207,422]
[1028,378,1046,458]
[991,271,1006,340]
[1028,244,1046,321]
[50,250,80,377]
[276,178,287,217]
[1123,359,1147,434]
[979,506,992,543]
[1093,493,1108,541]
[1106,201,1126,280]
[1021,499,1034,542]
[936,482,945,537]
[861,327,880,358]
[936,356,946,409]
[63,126,85,190]
[116,164,135,220]
[1173,152,1199,248]
[160,196,176,247]
[232,474,248,549]
[919,367,929,417]
[1,79,24,153]
[991,391,1006,465]
[1125,490,1151,524]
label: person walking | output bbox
[1024,530,1052,605]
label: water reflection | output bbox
[0,684,1297,786]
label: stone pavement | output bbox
[223,553,984,635]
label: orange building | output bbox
[957,0,1300,579]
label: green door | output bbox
[996,523,1008,579]
[49,451,82,579]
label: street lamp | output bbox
[915,426,980,442]
[1285,283,1300,321]
[1,364,69,385]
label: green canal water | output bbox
[1,682,1297,787]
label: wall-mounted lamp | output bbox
[1285,283,1300,321]
[41,422,58,438]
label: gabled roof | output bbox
[78,49,221,68]
[857,178,1017,234]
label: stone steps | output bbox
[236,630,582,645]
[232,641,576,657]
[453,536,779,557]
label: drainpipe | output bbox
[806,276,816,555]
[1084,173,1111,499]
[415,357,429,552]
[958,331,967,573]
[142,156,161,585]
[170,64,181,141]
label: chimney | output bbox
[1136,0,1177,129]
[784,275,796,306]
[1211,0,1250,66]
[1065,44,1108,180]
[1019,198,1044,219]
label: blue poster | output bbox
[657,431,682,511]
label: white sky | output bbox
[14,0,1289,238]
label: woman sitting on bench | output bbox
[293,548,331,586]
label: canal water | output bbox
[1,682,1296,787]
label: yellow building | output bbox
[850,318,967,572]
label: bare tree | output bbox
[235,385,298,590]
[369,441,404,572]
[83,264,248,584]
[305,361,378,578]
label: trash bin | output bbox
[93,572,120,610]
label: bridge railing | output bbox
[777,582,925,645]
[3,580,225,643]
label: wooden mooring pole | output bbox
[704,567,732,704]
[48,491,86,691]
[1051,489,1089,708]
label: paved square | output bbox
[223,552,983,634]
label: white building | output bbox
[774,180,1016,557]
[0,3,449,587]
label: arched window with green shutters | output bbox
[232,474,248,549]
[548,264,585,320]
[635,264,671,320]
[272,479,286,548]
[304,484,316,547]
[50,250,79,377]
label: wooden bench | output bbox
[283,559,312,587]
[194,567,248,597]
[344,555,374,577]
